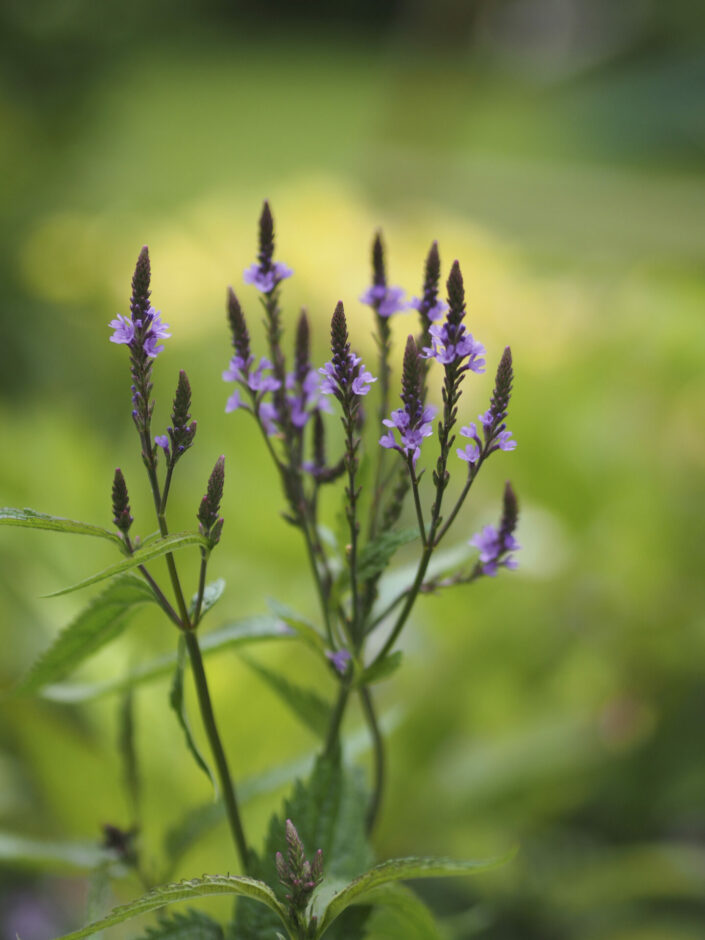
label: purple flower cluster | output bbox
[380,405,436,467]
[287,368,332,428]
[359,283,407,318]
[319,356,376,398]
[457,410,517,464]
[408,295,447,322]
[109,307,171,359]
[244,260,293,294]
[223,354,283,433]
[422,320,485,371]
[326,648,351,675]
[469,524,520,576]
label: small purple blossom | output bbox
[287,368,331,428]
[409,295,447,321]
[380,404,436,466]
[109,314,135,345]
[457,423,481,464]
[422,321,486,371]
[360,283,407,318]
[469,524,520,576]
[154,434,170,456]
[243,260,293,293]
[326,649,351,675]
[319,354,376,399]
[110,307,170,359]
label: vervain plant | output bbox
[1,203,521,940]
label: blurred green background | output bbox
[1,1,704,937]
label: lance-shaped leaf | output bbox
[169,636,217,794]
[356,651,403,687]
[266,597,326,655]
[53,874,290,940]
[0,831,119,872]
[45,532,210,597]
[41,615,289,703]
[239,654,332,739]
[17,575,156,694]
[316,851,517,937]
[356,527,419,582]
[0,507,125,548]
[190,579,226,620]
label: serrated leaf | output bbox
[162,709,405,877]
[41,615,287,702]
[135,909,224,940]
[235,749,372,940]
[170,637,217,795]
[0,832,118,872]
[266,598,326,654]
[316,851,516,937]
[0,507,125,548]
[357,651,403,687]
[190,579,226,620]
[53,875,289,940]
[357,528,419,582]
[239,654,331,739]
[45,532,210,597]
[17,575,156,694]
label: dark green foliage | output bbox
[233,749,372,940]
[137,909,224,940]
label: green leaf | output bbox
[53,875,289,940]
[170,636,217,794]
[361,884,444,940]
[0,831,118,872]
[235,749,372,940]
[45,532,210,597]
[41,615,287,702]
[190,579,226,620]
[0,507,125,548]
[239,653,332,739]
[356,528,419,582]
[316,851,516,937]
[266,598,326,654]
[134,909,224,940]
[17,575,156,694]
[356,651,403,687]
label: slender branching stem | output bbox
[359,685,385,834]
[183,630,250,870]
[407,456,427,547]
[193,550,208,625]
[368,315,392,540]
[324,679,352,757]
[138,564,182,628]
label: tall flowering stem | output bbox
[110,251,251,873]
[362,232,406,539]
[372,261,479,667]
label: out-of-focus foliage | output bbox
[1,1,704,938]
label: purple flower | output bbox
[409,296,447,322]
[109,307,170,358]
[288,368,331,428]
[469,524,520,576]
[469,482,520,576]
[109,314,135,345]
[380,404,436,466]
[496,429,517,451]
[243,260,293,293]
[422,321,485,371]
[457,423,481,464]
[247,357,281,394]
[360,283,407,318]
[326,649,351,675]
[155,434,170,456]
[319,353,376,399]
[258,401,279,436]
[222,353,254,383]
[225,388,246,414]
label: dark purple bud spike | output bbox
[197,456,225,546]
[446,260,466,327]
[499,481,519,543]
[372,231,386,287]
[258,201,275,273]
[401,335,423,424]
[295,310,311,385]
[111,468,133,534]
[130,246,151,323]
[423,241,441,298]
[227,288,251,362]
[489,346,513,422]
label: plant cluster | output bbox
[1,203,520,940]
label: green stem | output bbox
[193,550,208,625]
[137,564,182,628]
[407,456,427,547]
[359,685,384,834]
[324,680,352,757]
[183,630,250,870]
